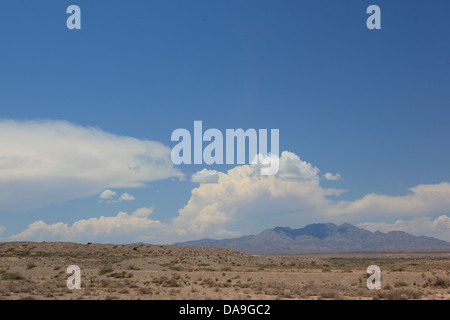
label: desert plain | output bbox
[0,241,448,300]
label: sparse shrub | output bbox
[201,278,215,287]
[319,289,338,299]
[1,272,23,280]
[127,265,141,271]
[433,278,448,289]
[26,263,36,270]
[99,266,114,275]
[383,289,423,300]
[394,281,408,288]
[152,275,183,287]
[170,266,182,271]
[139,288,152,295]
[107,271,133,279]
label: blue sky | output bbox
[0,0,449,243]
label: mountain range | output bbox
[174,223,450,254]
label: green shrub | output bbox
[99,266,114,275]
[1,272,23,280]
[26,263,36,270]
[433,278,448,289]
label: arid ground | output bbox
[0,242,449,300]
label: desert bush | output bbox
[318,289,339,299]
[201,278,215,287]
[1,272,23,280]
[394,281,408,288]
[432,278,449,289]
[26,263,36,270]
[99,266,114,275]
[376,289,423,300]
[107,271,133,279]
[127,265,140,270]
[139,287,152,295]
[152,275,183,287]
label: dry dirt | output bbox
[0,241,449,300]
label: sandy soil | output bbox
[0,242,449,300]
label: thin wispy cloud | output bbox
[0,119,183,212]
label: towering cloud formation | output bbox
[6,146,450,243]
[173,151,346,238]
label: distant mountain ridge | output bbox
[174,223,450,254]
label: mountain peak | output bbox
[271,223,339,240]
[175,223,450,254]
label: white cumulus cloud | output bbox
[8,148,450,244]
[324,172,342,181]
[10,207,162,243]
[99,190,117,200]
[191,169,220,184]
[132,207,153,218]
[357,215,450,242]
[276,151,320,181]
[171,151,450,241]
[328,182,450,218]
[118,193,135,202]
[99,190,135,203]
[172,151,346,239]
